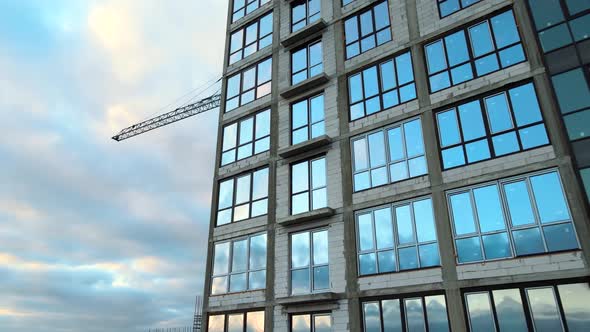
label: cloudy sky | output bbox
[0,0,226,331]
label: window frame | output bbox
[225,57,272,113]
[289,228,330,295]
[228,11,273,65]
[461,278,590,332]
[291,39,323,85]
[423,8,527,93]
[290,93,325,145]
[437,0,484,19]
[290,0,321,32]
[446,169,580,265]
[210,232,267,295]
[343,1,392,60]
[354,196,441,277]
[347,50,416,121]
[207,310,266,332]
[289,312,332,332]
[290,156,328,215]
[360,291,451,332]
[350,117,427,192]
[433,80,551,170]
[221,109,271,167]
[216,167,269,227]
[231,0,271,23]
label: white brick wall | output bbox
[208,289,266,309]
[358,268,443,291]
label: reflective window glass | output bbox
[291,0,320,32]
[291,40,323,85]
[363,295,449,332]
[291,157,327,215]
[229,12,273,64]
[225,58,272,112]
[217,167,269,226]
[438,0,483,18]
[291,229,329,294]
[291,94,325,145]
[344,1,391,59]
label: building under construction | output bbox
[199,0,590,331]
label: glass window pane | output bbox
[437,110,461,147]
[353,138,369,170]
[246,311,265,332]
[513,228,545,255]
[369,132,387,167]
[456,237,483,263]
[442,146,466,169]
[250,233,267,269]
[405,298,426,332]
[249,270,266,290]
[311,158,326,189]
[552,69,590,114]
[503,180,536,227]
[381,60,397,91]
[214,242,230,275]
[396,52,414,86]
[558,283,590,332]
[430,71,451,92]
[492,289,528,332]
[310,94,324,122]
[223,124,238,151]
[208,315,225,332]
[469,22,494,57]
[292,232,310,268]
[473,185,506,232]
[466,139,491,163]
[492,132,519,156]
[404,119,424,157]
[399,247,418,270]
[426,41,447,74]
[485,93,513,133]
[218,179,234,210]
[382,299,402,332]
[360,10,374,36]
[414,199,436,242]
[409,156,427,177]
[235,174,251,204]
[313,188,327,210]
[355,171,371,192]
[345,17,358,44]
[527,287,564,332]
[309,42,322,67]
[475,53,500,76]
[232,239,248,272]
[374,2,390,30]
[388,127,404,160]
[292,161,309,193]
[565,110,590,141]
[491,11,520,48]
[349,73,364,103]
[528,0,565,29]
[395,205,415,245]
[313,230,329,265]
[291,268,310,294]
[314,315,331,332]
[252,168,268,200]
[466,293,496,332]
[450,192,477,235]
[445,31,469,66]
[509,83,542,126]
[378,250,396,273]
[359,253,377,275]
[425,295,450,332]
[499,44,525,67]
[458,101,486,140]
[230,273,247,292]
[313,265,329,290]
[540,24,572,52]
[292,314,311,332]
[543,223,578,251]
[363,66,379,97]
[374,208,394,249]
[211,276,228,294]
[363,302,382,332]
[482,232,511,259]
[581,168,590,201]
[255,110,270,138]
[530,172,570,223]
[570,14,590,42]
[451,63,474,84]
[520,123,549,149]
[419,243,440,267]
[358,213,375,251]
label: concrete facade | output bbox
[202,0,590,331]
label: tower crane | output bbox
[111,84,222,142]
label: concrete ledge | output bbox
[281,20,327,48]
[280,73,329,99]
[276,292,340,307]
[277,207,335,226]
[279,135,332,159]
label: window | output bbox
[356,197,440,276]
[581,168,590,200]
[448,170,579,264]
[291,157,327,215]
[436,82,549,170]
[217,167,269,226]
[292,94,325,145]
[291,313,331,332]
[528,0,590,53]
[291,0,320,32]
[232,0,271,23]
[425,10,525,93]
[226,58,272,112]
[351,118,426,192]
[552,67,590,142]
[290,229,329,294]
[208,311,265,332]
[464,281,590,332]
[221,109,270,166]
[292,40,323,85]
[344,1,391,59]
[229,12,273,65]
[362,294,450,332]
[438,0,484,18]
[211,233,267,295]
[348,51,416,121]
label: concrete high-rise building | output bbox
[201,0,590,331]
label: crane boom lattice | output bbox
[112,93,221,142]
